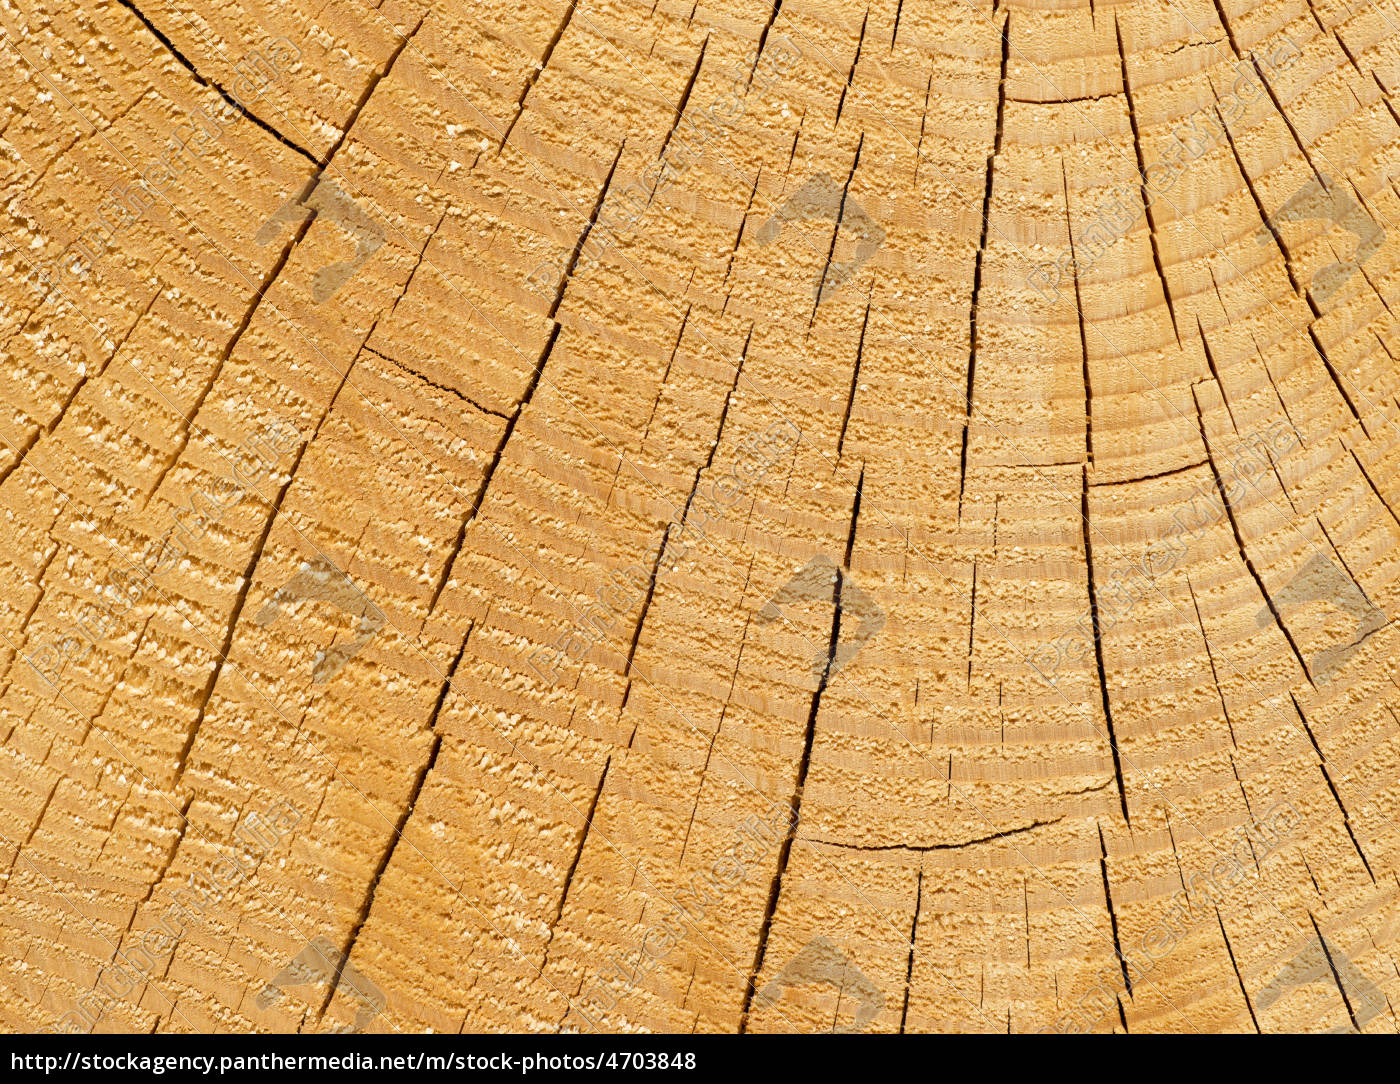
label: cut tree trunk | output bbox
[0,0,1398,1034]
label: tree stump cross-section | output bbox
[0,0,1399,1035]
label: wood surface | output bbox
[1,0,1399,1034]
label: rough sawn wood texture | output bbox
[1,0,1400,1034]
